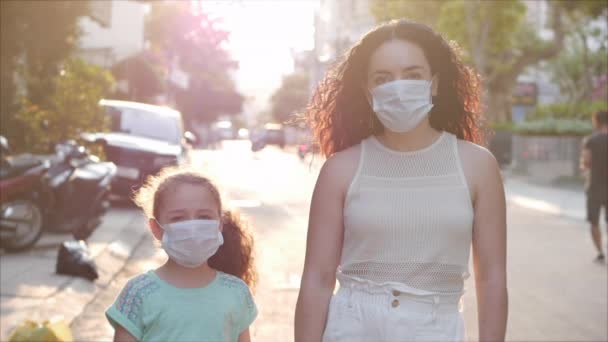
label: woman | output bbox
[295,19,507,342]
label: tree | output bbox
[15,59,114,153]
[370,0,607,123]
[145,2,243,125]
[111,52,165,103]
[270,72,310,124]
[371,0,444,26]
[544,6,608,103]
[1,1,89,144]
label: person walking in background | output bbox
[580,110,608,262]
[106,167,257,342]
[295,19,507,342]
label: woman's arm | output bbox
[113,326,137,342]
[471,149,508,342]
[294,150,357,342]
[238,328,251,342]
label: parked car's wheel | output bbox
[0,199,44,252]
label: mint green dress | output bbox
[106,270,257,342]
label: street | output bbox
[1,141,607,341]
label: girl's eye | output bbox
[404,73,422,80]
[197,215,212,220]
[169,217,184,223]
[374,75,391,86]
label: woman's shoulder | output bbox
[455,137,498,167]
[321,142,362,177]
[328,142,362,165]
[455,137,502,197]
[316,142,363,195]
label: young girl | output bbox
[106,167,257,342]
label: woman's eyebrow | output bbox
[401,65,424,72]
[196,209,216,214]
[370,65,424,75]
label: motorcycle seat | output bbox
[0,154,43,180]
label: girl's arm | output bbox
[295,150,356,342]
[238,328,251,342]
[113,326,137,342]
[471,150,508,342]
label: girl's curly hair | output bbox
[133,166,257,288]
[306,19,485,157]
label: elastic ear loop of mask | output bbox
[362,85,376,132]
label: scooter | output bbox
[0,137,116,251]
[297,141,319,160]
[297,143,309,160]
[43,140,116,240]
[0,137,51,251]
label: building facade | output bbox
[77,0,147,69]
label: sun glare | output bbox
[199,1,318,111]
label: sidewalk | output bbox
[504,176,587,222]
[0,207,147,340]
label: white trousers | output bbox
[322,278,465,342]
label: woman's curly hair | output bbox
[133,166,257,288]
[306,19,485,157]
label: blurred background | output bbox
[0,0,606,341]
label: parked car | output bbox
[84,99,195,199]
[260,123,286,148]
[249,124,286,151]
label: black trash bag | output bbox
[55,240,99,281]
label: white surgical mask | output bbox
[158,219,223,268]
[371,79,434,133]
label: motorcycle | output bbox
[297,141,319,160]
[0,138,50,251]
[297,143,309,160]
[0,137,116,251]
[42,140,116,240]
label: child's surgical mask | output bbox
[370,79,434,133]
[156,219,223,268]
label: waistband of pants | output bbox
[336,272,464,309]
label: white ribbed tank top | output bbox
[341,131,474,295]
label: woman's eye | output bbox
[169,217,183,222]
[198,215,212,220]
[404,73,422,80]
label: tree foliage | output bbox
[369,0,607,123]
[145,2,243,124]
[14,59,114,153]
[544,5,608,103]
[270,72,310,125]
[111,52,165,103]
[1,0,89,142]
